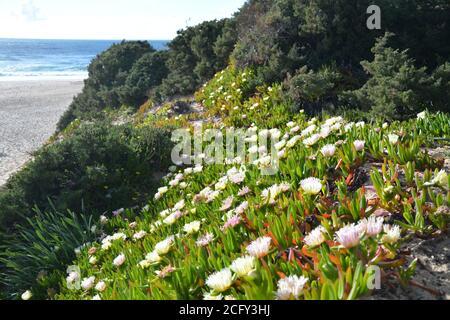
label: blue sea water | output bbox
[0,39,169,80]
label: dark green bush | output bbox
[341,33,434,120]
[0,121,173,234]
[282,65,345,114]
[232,0,450,84]
[156,19,237,100]
[119,51,169,107]
[0,207,97,299]
[57,41,155,130]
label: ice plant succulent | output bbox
[276,275,308,300]
[230,256,256,278]
[205,268,233,293]
[300,178,323,195]
[335,224,362,249]
[246,236,272,258]
[304,226,327,247]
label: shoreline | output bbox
[0,80,83,186]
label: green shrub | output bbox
[341,33,433,120]
[0,207,97,300]
[0,121,173,233]
[156,19,237,100]
[232,0,450,84]
[282,65,344,115]
[57,41,154,130]
[119,51,169,108]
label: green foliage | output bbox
[232,0,450,84]
[282,65,345,114]
[119,51,169,107]
[156,19,237,100]
[0,121,173,233]
[342,33,442,120]
[0,207,97,300]
[57,41,155,130]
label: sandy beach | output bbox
[0,80,83,186]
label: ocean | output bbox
[0,39,169,81]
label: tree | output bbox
[119,51,169,107]
[341,33,433,120]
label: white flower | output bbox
[89,256,98,265]
[158,186,169,194]
[174,199,186,210]
[220,196,234,211]
[358,216,384,237]
[206,268,233,293]
[275,140,287,151]
[81,276,96,290]
[238,186,252,197]
[196,233,214,247]
[66,271,80,284]
[304,226,326,247]
[155,236,175,255]
[325,116,343,126]
[356,121,365,128]
[301,125,317,137]
[300,177,323,195]
[388,134,399,145]
[113,254,126,267]
[335,224,362,249]
[92,294,101,300]
[99,215,108,225]
[146,251,163,264]
[290,126,301,134]
[287,121,296,128]
[276,275,308,300]
[320,144,336,157]
[21,290,32,300]
[432,170,448,189]
[229,172,245,184]
[235,201,249,215]
[133,230,147,240]
[246,236,272,258]
[183,221,201,235]
[382,225,401,244]
[95,281,106,292]
[230,256,256,277]
[248,145,258,154]
[417,111,427,119]
[193,165,204,173]
[382,123,389,129]
[303,134,321,147]
[287,135,301,148]
[353,140,365,151]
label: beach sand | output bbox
[0,80,83,186]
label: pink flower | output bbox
[221,214,241,232]
[353,140,365,152]
[238,187,251,197]
[220,196,234,212]
[335,224,362,249]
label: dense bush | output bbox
[232,0,450,84]
[156,19,237,100]
[282,65,344,114]
[57,41,156,130]
[0,207,97,299]
[342,34,450,120]
[119,51,169,107]
[0,121,173,233]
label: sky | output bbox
[0,0,247,40]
